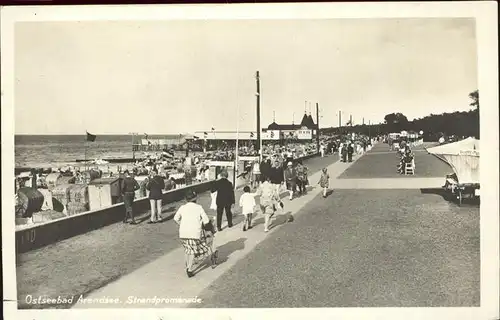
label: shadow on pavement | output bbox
[420,188,480,207]
[253,209,293,227]
[420,187,447,197]
[218,238,247,258]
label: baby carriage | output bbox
[200,218,219,268]
[427,137,480,206]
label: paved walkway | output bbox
[16,154,338,309]
[331,177,444,189]
[73,152,365,308]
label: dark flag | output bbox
[86,131,96,142]
[211,127,215,131]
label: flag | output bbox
[86,131,96,142]
[193,135,199,140]
[250,132,254,138]
[211,127,215,131]
[144,133,149,139]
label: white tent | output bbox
[426,137,479,184]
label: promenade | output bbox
[16,142,480,309]
[16,153,337,309]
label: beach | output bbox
[15,134,186,169]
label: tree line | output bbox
[321,90,479,141]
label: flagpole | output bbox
[233,106,238,189]
[84,133,88,174]
[256,71,262,163]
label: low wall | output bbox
[15,180,216,254]
[15,152,320,254]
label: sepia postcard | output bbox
[1,2,498,320]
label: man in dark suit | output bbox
[146,168,165,223]
[215,170,235,231]
[260,157,271,182]
[121,170,140,224]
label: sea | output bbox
[15,135,185,168]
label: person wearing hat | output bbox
[214,170,235,231]
[174,190,213,278]
[121,170,140,224]
[284,161,298,201]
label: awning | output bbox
[426,137,479,184]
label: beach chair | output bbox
[405,159,415,175]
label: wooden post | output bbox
[84,140,88,173]
[316,103,320,152]
[234,104,240,190]
[131,133,136,162]
[256,71,261,161]
[339,110,342,134]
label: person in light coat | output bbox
[254,176,282,232]
[174,191,214,278]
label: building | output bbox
[187,112,318,145]
[266,112,317,140]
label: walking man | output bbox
[147,168,165,223]
[269,158,284,196]
[259,156,271,183]
[284,161,297,200]
[252,160,261,189]
[215,170,235,231]
[121,170,140,224]
[347,141,354,162]
[296,161,307,195]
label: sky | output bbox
[14,18,478,135]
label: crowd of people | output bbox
[172,160,334,278]
[118,136,355,278]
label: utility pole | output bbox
[316,103,320,152]
[339,110,342,134]
[129,132,137,162]
[256,71,261,161]
[234,104,240,190]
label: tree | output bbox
[383,112,409,132]
[468,90,479,138]
[469,90,479,110]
